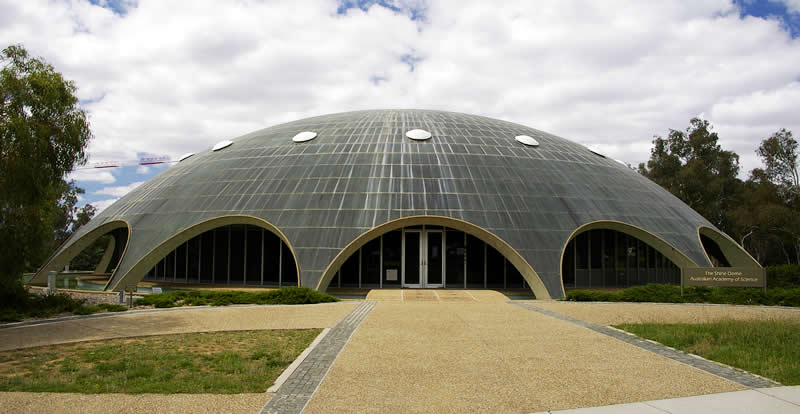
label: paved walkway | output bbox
[0,302,356,352]
[261,301,377,414]
[531,386,800,413]
[2,293,799,413]
[302,295,744,413]
[514,302,780,388]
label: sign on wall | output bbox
[683,267,766,288]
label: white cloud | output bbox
[67,169,116,184]
[91,198,119,213]
[780,0,800,13]
[3,0,800,177]
[136,165,150,174]
[95,181,144,197]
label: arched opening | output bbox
[698,227,760,268]
[700,234,731,267]
[141,224,298,287]
[29,221,130,284]
[562,228,681,288]
[560,221,699,290]
[317,216,549,298]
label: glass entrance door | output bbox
[424,231,443,288]
[403,230,421,287]
[402,229,443,288]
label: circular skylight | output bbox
[514,135,539,147]
[406,129,432,141]
[212,140,233,151]
[292,131,318,143]
[178,152,195,162]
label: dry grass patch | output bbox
[0,329,320,394]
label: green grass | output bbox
[0,329,320,393]
[134,286,340,308]
[566,284,800,307]
[616,320,800,385]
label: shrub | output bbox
[767,264,800,289]
[618,284,683,303]
[565,283,800,307]
[134,287,339,308]
[98,303,128,312]
[73,305,102,315]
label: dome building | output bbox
[32,110,759,299]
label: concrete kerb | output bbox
[512,302,782,389]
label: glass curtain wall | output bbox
[328,226,529,290]
[563,228,681,288]
[144,224,297,286]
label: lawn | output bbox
[0,329,320,393]
[617,320,800,385]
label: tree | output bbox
[0,44,92,291]
[638,118,741,235]
[732,169,799,264]
[756,128,799,200]
[736,129,800,265]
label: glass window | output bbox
[340,251,360,287]
[576,232,588,269]
[445,230,465,287]
[382,231,402,286]
[229,226,244,284]
[361,238,381,287]
[466,234,485,288]
[590,230,602,269]
[486,245,504,288]
[281,241,297,286]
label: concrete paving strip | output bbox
[303,301,743,413]
[267,327,331,392]
[0,302,356,352]
[529,386,800,414]
[260,301,377,414]
[513,302,781,388]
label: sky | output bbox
[2,0,800,212]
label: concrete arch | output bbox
[559,220,701,296]
[105,215,300,291]
[698,226,761,268]
[30,220,130,284]
[94,236,116,274]
[316,215,551,299]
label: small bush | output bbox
[98,304,128,312]
[0,310,23,322]
[134,287,339,308]
[565,283,800,307]
[73,305,102,315]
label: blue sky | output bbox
[735,0,800,37]
[3,0,800,213]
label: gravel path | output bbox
[303,301,742,413]
[0,302,356,352]
[0,392,268,413]
[531,301,800,325]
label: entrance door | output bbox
[402,229,444,288]
[424,231,443,288]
